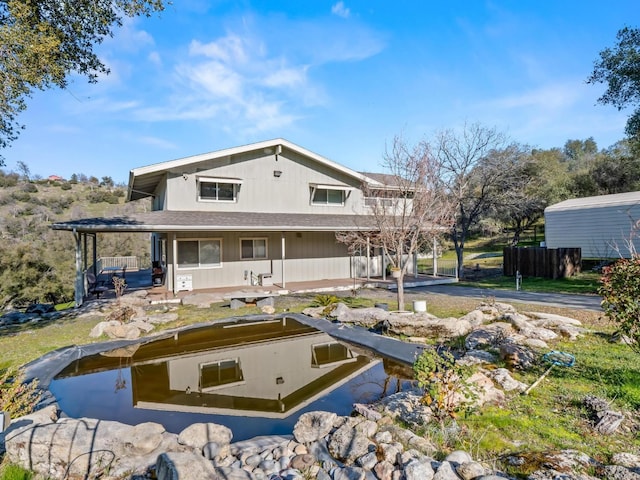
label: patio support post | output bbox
[73,229,84,307]
[433,237,438,277]
[281,232,286,288]
[92,234,98,275]
[171,233,177,294]
[366,236,370,280]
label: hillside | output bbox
[0,171,151,308]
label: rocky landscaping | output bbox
[1,293,639,479]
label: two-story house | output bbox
[54,139,413,305]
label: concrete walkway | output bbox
[410,284,603,311]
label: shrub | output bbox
[0,463,34,480]
[20,183,38,193]
[600,257,640,353]
[413,347,475,421]
[0,367,41,419]
[311,294,340,306]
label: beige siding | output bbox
[163,231,358,290]
[164,147,370,214]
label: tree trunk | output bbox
[396,274,405,311]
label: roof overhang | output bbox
[127,138,386,202]
[51,211,381,234]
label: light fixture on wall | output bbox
[182,173,188,181]
[273,170,282,177]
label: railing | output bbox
[419,258,458,278]
[97,256,139,272]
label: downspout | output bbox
[73,229,84,307]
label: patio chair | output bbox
[87,272,109,298]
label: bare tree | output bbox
[337,136,454,311]
[434,122,526,277]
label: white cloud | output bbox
[331,2,351,19]
[148,51,162,66]
[137,136,178,149]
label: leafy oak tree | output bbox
[587,27,640,139]
[0,0,166,161]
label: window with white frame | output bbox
[177,239,222,268]
[197,177,242,202]
[240,238,267,259]
[200,358,243,390]
[311,342,356,368]
[312,188,344,205]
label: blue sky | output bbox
[5,1,640,183]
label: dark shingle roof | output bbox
[51,211,378,233]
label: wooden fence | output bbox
[503,247,581,279]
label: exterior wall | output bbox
[545,203,640,258]
[163,147,370,215]
[162,230,362,291]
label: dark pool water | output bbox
[50,318,413,441]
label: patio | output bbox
[91,268,458,304]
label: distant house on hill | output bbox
[48,175,65,182]
[544,191,640,259]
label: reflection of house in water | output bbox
[56,318,380,418]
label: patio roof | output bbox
[51,210,379,233]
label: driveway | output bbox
[409,284,603,311]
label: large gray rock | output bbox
[4,416,179,479]
[155,451,218,480]
[499,343,536,370]
[525,311,583,327]
[465,323,514,350]
[328,417,377,464]
[602,465,640,480]
[181,293,224,308]
[386,315,472,339]
[379,390,432,427]
[332,303,391,326]
[178,422,232,453]
[404,458,435,480]
[293,411,338,443]
[485,367,528,392]
[458,309,487,327]
[433,461,462,480]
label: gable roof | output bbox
[545,191,640,213]
[128,138,385,201]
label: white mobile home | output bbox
[544,191,640,259]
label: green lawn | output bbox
[460,271,602,295]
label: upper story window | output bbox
[310,183,354,206]
[241,238,267,259]
[197,176,242,202]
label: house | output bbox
[53,139,422,305]
[544,191,640,259]
[48,175,65,182]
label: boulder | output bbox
[485,367,528,392]
[328,417,377,464]
[386,315,472,339]
[465,322,514,350]
[293,411,338,443]
[499,343,536,370]
[178,422,232,455]
[332,303,391,326]
[181,293,223,308]
[146,312,179,324]
[155,451,218,480]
